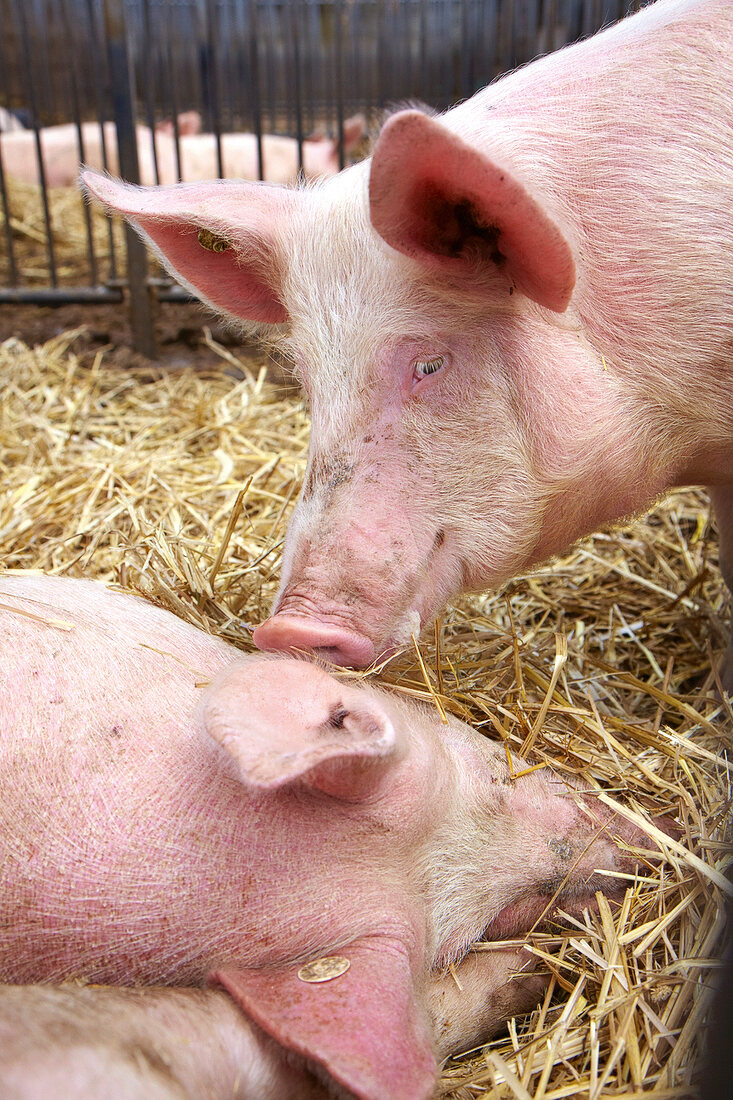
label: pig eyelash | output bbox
[412,355,445,381]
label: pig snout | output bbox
[255,537,454,667]
[254,545,443,668]
[254,463,463,667]
[253,611,377,667]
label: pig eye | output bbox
[413,355,445,380]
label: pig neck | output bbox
[484,312,676,572]
[445,0,733,502]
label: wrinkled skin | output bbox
[0,575,667,1100]
[83,0,733,678]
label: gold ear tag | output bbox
[197,228,231,253]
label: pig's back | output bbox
[0,575,261,985]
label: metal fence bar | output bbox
[163,1,184,182]
[103,0,156,358]
[60,0,99,287]
[0,287,124,304]
[85,0,119,283]
[0,145,19,287]
[288,1,305,174]
[141,0,161,185]
[246,0,265,181]
[0,1,20,288]
[204,0,225,177]
[16,0,58,287]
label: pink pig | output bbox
[0,984,328,1099]
[83,0,733,680]
[1,113,362,188]
[167,115,365,186]
[0,574,662,1100]
[0,114,201,189]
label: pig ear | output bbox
[212,936,436,1100]
[369,109,576,312]
[81,170,297,324]
[342,113,366,153]
[202,659,400,801]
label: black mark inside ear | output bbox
[415,186,503,264]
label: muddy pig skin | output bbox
[0,574,665,1100]
[82,0,733,679]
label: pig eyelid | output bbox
[412,355,445,380]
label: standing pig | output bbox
[1,574,662,1100]
[82,0,733,678]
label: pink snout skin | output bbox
[253,613,377,668]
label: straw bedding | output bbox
[0,177,124,286]
[1,324,730,1098]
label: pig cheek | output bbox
[402,397,540,594]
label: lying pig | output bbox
[0,573,663,1100]
[0,114,202,189]
[168,115,366,186]
[0,984,326,1100]
[1,113,363,188]
[0,954,546,1100]
[82,0,733,681]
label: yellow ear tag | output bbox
[197,228,231,253]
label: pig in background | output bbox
[0,105,27,132]
[1,111,365,188]
[0,573,669,1100]
[82,0,733,683]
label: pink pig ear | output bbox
[211,935,436,1100]
[369,109,576,312]
[81,170,298,323]
[202,658,400,801]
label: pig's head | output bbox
[82,107,639,667]
[201,654,664,1100]
[302,114,366,179]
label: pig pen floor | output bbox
[1,324,730,1100]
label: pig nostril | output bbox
[327,706,350,729]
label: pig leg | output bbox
[708,486,733,693]
[0,984,326,1100]
[428,948,548,1060]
